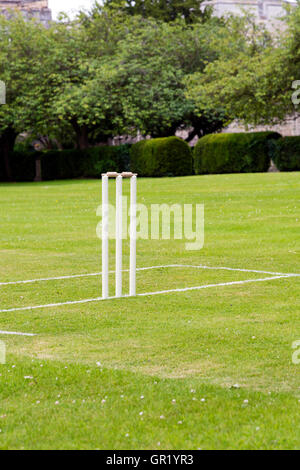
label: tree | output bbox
[185,11,300,128]
[103,0,212,24]
[48,8,226,144]
[0,13,51,178]
[103,16,226,139]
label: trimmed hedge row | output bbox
[0,145,131,182]
[272,137,300,171]
[3,132,299,182]
[130,136,193,177]
[194,132,281,175]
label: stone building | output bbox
[203,0,293,25]
[0,0,52,26]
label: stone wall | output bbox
[0,0,52,25]
[224,116,300,136]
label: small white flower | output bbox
[36,401,40,404]
[101,399,106,404]
[256,426,260,431]
[201,398,205,402]
[55,401,59,405]
[190,389,196,393]
[172,399,176,404]
[178,420,183,424]
[125,433,129,437]
[160,415,165,419]
[244,399,249,404]
[140,395,144,400]
[24,376,33,380]
[139,411,143,416]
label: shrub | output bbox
[41,149,84,180]
[9,150,37,182]
[129,140,147,176]
[42,145,131,180]
[194,132,281,175]
[130,137,193,177]
[2,144,131,182]
[272,137,300,171]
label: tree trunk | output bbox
[0,127,17,181]
[71,119,89,149]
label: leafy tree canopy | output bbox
[102,0,212,24]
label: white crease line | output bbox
[0,330,36,336]
[174,265,300,277]
[0,274,292,313]
[1,264,299,286]
[137,275,293,296]
[0,265,176,286]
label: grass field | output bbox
[0,172,299,450]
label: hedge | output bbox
[0,144,131,182]
[194,132,281,175]
[272,137,300,171]
[130,137,193,177]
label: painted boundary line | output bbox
[1,264,299,287]
[0,273,296,314]
[0,265,175,286]
[0,330,36,336]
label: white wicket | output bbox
[101,172,137,299]
[130,175,137,296]
[102,174,109,300]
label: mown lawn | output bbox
[0,173,299,449]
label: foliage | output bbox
[107,16,227,139]
[185,14,278,126]
[103,0,212,24]
[194,132,281,175]
[0,13,51,178]
[185,7,300,127]
[130,136,193,176]
[273,137,300,171]
[0,145,131,182]
[0,4,230,182]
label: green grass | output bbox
[0,173,299,449]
